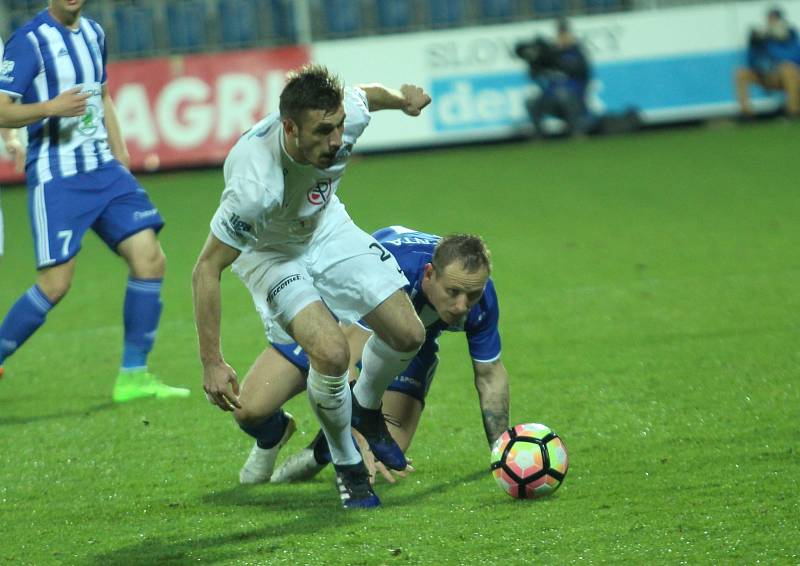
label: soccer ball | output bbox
[490,422,569,499]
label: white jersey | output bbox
[210,86,372,251]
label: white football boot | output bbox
[270,447,326,483]
[239,413,296,485]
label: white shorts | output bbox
[232,217,409,344]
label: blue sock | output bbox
[239,410,289,449]
[0,285,55,365]
[121,277,163,371]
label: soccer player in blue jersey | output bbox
[231,226,510,485]
[0,1,189,400]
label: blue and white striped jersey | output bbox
[0,10,114,186]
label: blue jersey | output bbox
[274,226,502,402]
[372,226,501,364]
[0,10,114,186]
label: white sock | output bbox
[353,334,420,410]
[306,367,361,466]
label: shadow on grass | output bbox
[90,468,487,565]
[0,401,116,426]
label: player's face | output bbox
[290,106,346,169]
[422,262,489,325]
[49,0,85,19]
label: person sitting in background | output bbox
[735,7,800,119]
[516,19,592,138]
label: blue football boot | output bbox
[350,393,408,471]
[334,462,381,509]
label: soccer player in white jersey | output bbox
[192,65,430,508]
[0,1,189,400]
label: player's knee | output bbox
[233,404,265,428]
[132,245,166,279]
[37,276,71,303]
[308,337,350,376]
[390,318,425,353]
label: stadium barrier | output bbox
[0,0,794,183]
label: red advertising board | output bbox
[0,45,310,184]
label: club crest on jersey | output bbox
[307,179,332,205]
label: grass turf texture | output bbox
[0,121,798,564]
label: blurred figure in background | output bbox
[516,19,593,138]
[735,7,800,119]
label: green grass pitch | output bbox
[0,121,798,564]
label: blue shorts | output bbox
[27,162,164,268]
[272,341,438,406]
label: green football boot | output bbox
[113,370,190,403]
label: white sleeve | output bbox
[209,177,264,251]
[343,86,372,143]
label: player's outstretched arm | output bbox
[0,127,25,172]
[192,233,242,411]
[101,85,130,169]
[0,89,89,128]
[358,83,431,116]
[473,359,510,446]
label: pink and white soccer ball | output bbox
[490,423,569,499]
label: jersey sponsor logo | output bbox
[307,179,331,205]
[0,60,14,83]
[222,213,253,243]
[77,104,100,136]
[228,213,252,234]
[267,273,303,304]
[133,208,160,221]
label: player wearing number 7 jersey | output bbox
[0,1,189,400]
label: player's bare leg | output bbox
[36,258,77,303]
[776,62,800,116]
[113,229,188,402]
[289,301,378,508]
[235,347,306,484]
[0,259,75,377]
[353,290,424,470]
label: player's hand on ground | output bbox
[47,87,90,118]
[399,84,431,116]
[353,429,414,484]
[4,137,25,172]
[202,361,241,411]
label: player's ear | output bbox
[423,263,435,280]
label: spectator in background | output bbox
[735,7,800,119]
[516,19,592,138]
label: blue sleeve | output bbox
[466,280,502,363]
[0,31,40,99]
[99,24,108,84]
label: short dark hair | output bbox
[279,64,344,126]
[768,7,784,20]
[432,234,492,275]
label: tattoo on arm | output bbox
[481,398,509,446]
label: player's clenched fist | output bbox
[399,84,431,116]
